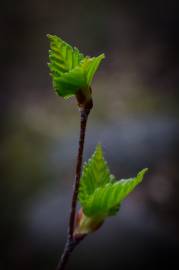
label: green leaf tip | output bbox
[78,145,148,220]
[47,34,105,100]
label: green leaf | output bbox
[47,34,84,73]
[79,144,112,204]
[79,145,148,219]
[47,34,105,99]
[82,169,148,217]
[53,66,87,98]
[85,54,105,85]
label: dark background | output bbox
[1,0,179,269]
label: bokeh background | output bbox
[1,0,179,269]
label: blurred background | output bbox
[1,0,179,269]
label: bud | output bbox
[76,87,93,112]
[73,208,104,239]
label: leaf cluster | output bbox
[79,145,148,219]
[47,35,105,99]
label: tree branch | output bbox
[56,106,91,270]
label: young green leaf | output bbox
[81,168,148,218]
[47,34,84,72]
[79,144,112,204]
[78,145,148,219]
[47,34,105,99]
